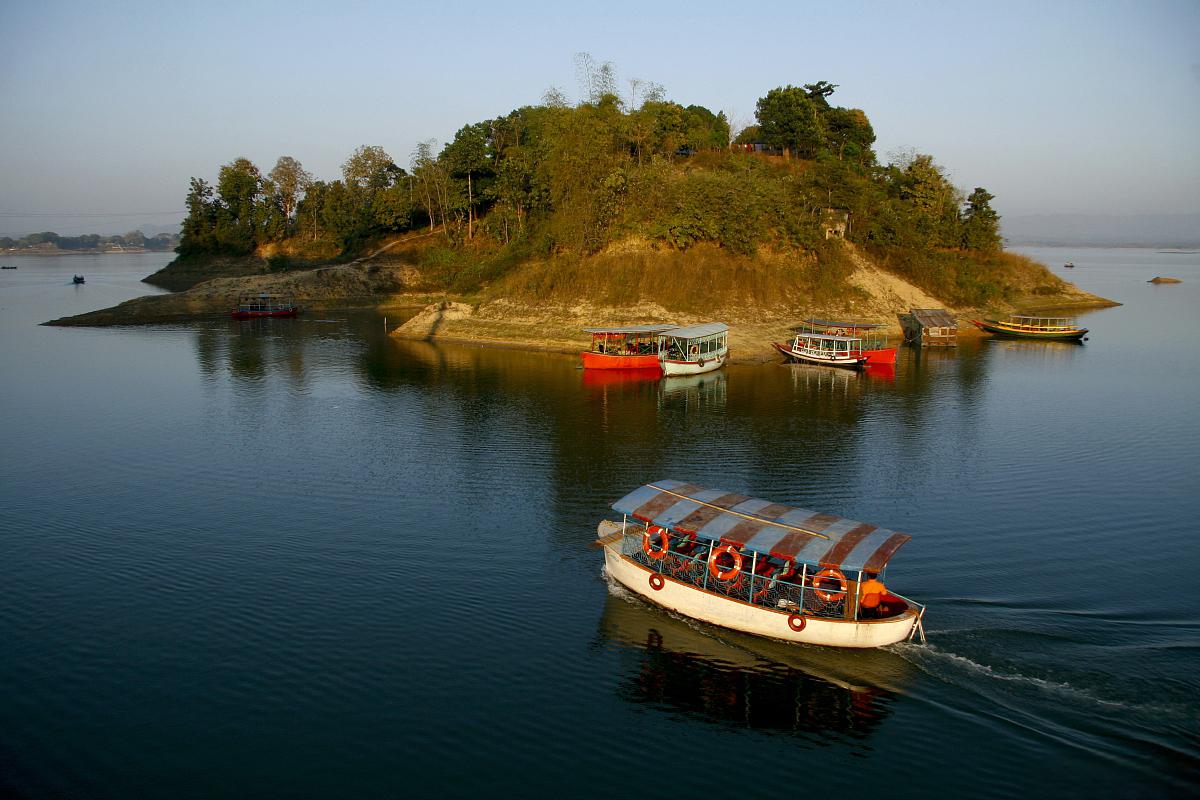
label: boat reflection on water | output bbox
[580,367,662,388]
[657,370,727,411]
[863,362,896,383]
[599,589,912,738]
[785,362,861,397]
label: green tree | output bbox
[961,187,1001,251]
[441,123,493,240]
[214,157,263,254]
[823,107,875,165]
[178,177,217,254]
[268,156,312,226]
[342,145,400,191]
[898,155,963,248]
[755,85,825,159]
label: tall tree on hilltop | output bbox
[411,139,447,232]
[179,177,217,254]
[824,107,876,164]
[755,85,825,159]
[343,145,401,191]
[269,156,312,226]
[441,123,493,240]
[898,154,963,248]
[215,158,262,254]
[804,81,838,107]
[961,187,1001,251]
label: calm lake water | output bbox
[1,248,1198,797]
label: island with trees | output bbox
[3,230,179,254]
[49,69,1113,349]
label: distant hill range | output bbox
[1003,214,1200,247]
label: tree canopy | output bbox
[174,74,1005,303]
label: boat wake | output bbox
[889,642,1136,709]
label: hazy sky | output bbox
[1,0,1197,237]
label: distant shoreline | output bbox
[1006,243,1200,250]
[2,248,174,256]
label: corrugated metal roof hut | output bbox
[899,308,958,347]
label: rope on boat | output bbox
[646,484,831,540]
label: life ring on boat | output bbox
[649,573,665,591]
[642,526,670,560]
[787,613,807,632]
[697,357,706,367]
[708,544,743,581]
[813,568,847,603]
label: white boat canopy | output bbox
[611,479,911,574]
[660,322,728,339]
[582,324,678,334]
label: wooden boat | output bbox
[800,319,896,364]
[597,481,926,649]
[581,325,675,371]
[772,332,868,369]
[970,314,1087,340]
[658,323,728,376]
[72,275,85,284]
[231,293,300,319]
[0,265,16,269]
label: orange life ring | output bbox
[642,525,670,560]
[813,568,847,603]
[787,613,807,632]
[649,573,665,591]
[707,544,743,581]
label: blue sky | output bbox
[1,0,1197,236]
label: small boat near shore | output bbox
[772,331,868,369]
[581,325,676,370]
[0,265,16,269]
[597,480,926,649]
[659,322,728,376]
[231,293,301,319]
[800,319,896,365]
[971,314,1088,341]
[1064,262,1075,268]
[72,275,85,284]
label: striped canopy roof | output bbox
[612,480,911,574]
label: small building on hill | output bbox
[822,208,850,239]
[899,308,958,347]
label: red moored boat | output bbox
[231,294,301,319]
[581,325,676,371]
[800,319,896,365]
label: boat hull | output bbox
[602,541,918,649]
[231,308,300,319]
[862,347,897,365]
[971,319,1087,340]
[580,352,662,371]
[772,341,867,369]
[661,352,726,376]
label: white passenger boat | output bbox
[772,331,868,369]
[597,480,926,649]
[658,323,728,376]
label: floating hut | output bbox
[899,308,958,347]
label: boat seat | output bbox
[877,594,909,618]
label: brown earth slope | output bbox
[46,239,1115,362]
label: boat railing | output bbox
[619,527,922,624]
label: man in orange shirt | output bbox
[859,574,887,616]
